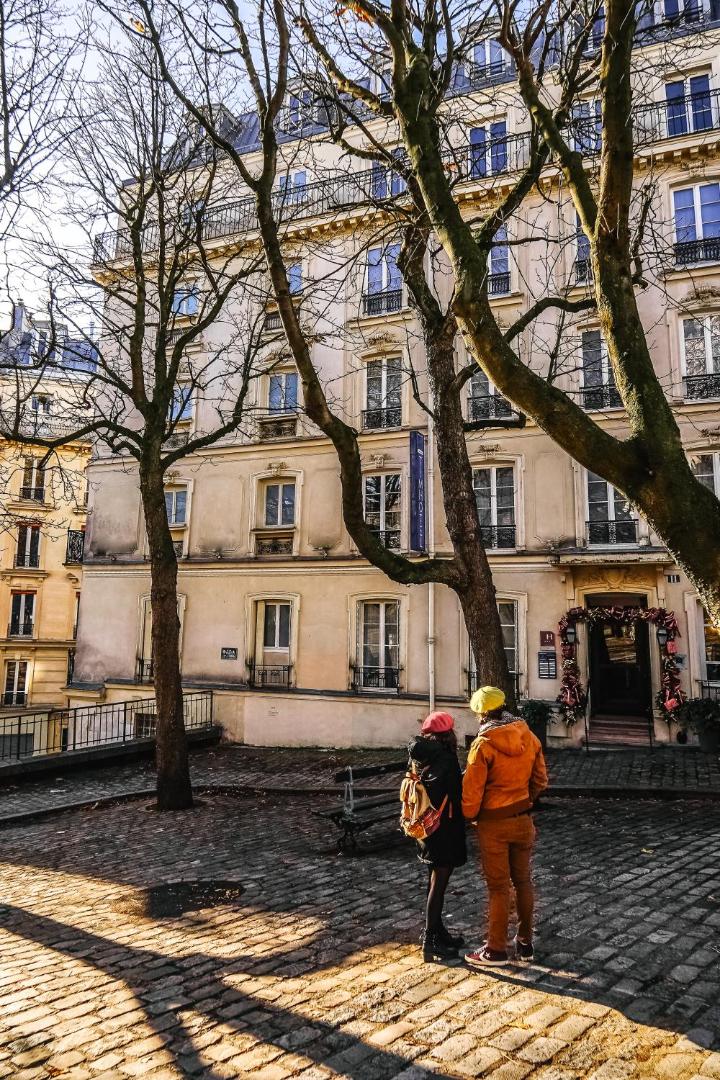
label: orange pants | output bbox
[477,814,536,952]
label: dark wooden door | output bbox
[589,619,651,716]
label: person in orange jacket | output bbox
[462,686,548,967]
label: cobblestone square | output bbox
[1,791,719,1078]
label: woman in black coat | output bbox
[408,711,467,962]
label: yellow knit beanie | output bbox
[469,686,506,715]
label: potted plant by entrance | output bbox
[520,699,552,750]
[677,697,720,754]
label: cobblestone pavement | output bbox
[1,792,720,1078]
[1,743,719,825]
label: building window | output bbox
[363,357,402,429]
[581,329,621,409]
[575,215,592,283]
[364,473,401,549]
[264,602,291,649]
[571,100,602,153]
[269,370,298,414]
[171,285,199,317]
[587,472,638,545]
[702,607,720,682]
[469,121,508,178]
[663,0,704,25]
[467,369,513,422]
[357,600,400,691]
[20,456,45,501]
[31,394,52,415]
[489,225,510,294]
[468,600,517,694]
[665,75,713,137]
[287,262,303,295]
[264,481,296,527]
[471,37,505,78]
[473,466,516,548]
[9,591,35,637]
[681,316,720,399]
[370,149,406,199]
[3,660,28,707]
[674,183,720,264]
[363,243,402,315]
[691,452,720,494]
[165,488,187,526]
[278,170,307,204]
[170,386,193,422]
[16,524,40,568]
[284,89,313,133]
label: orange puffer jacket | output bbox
[461,718,548,821]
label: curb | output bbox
[2,780,720,828]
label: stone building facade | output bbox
[72,13,720,749]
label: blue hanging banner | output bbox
[409,429,427,552]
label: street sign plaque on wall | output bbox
[220,647,238,660]
[540,630,555,646]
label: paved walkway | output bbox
[1,744,719,826]
[0,792,719,1078]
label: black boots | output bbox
[421,929,459,963]
[437,921,465,948]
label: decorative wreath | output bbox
[557,605,686,725]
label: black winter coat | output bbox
[407,735,467,868]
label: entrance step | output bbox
[589,714,653,746]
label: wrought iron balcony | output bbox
[362,406,402,430]
[65,529,85,564]
[574,258,593,284]
[674,238,720,266]
[635,88,720,143]
[479,524,516,549]
[2,691,27,707]
[8,618,34,638]
[249,663,292,688]
[468,394,519,425]
[488,272,511,295]
[586,519,639,545]
[361,289,403,316]
[135,657,154,683]
[255,533,294,556]
[684,373,720,400]
[19,486,45,502]
[368,528,401,551]
[15,552,40,569]
[259,416,297,440]
[701,680,720,699]
[467,670,520,699]
[354,665,400,692]
[582,383,623,410]
[463,59,514,89]
[263,311,283,332]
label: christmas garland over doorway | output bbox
[557,605,686,724]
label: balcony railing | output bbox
[582,383,623,410]
[468,394,520,424]
[354,666,400,692]
[479,524,516,549]
[362,289,403,317]
[635,88,720,144]
[135,657,154,683]
[468,670,521,699]
[15,552,40,569]
[587,519,639,545]
[362,406,402,429]
[463,59,514,89]
[2,692,27,708]
[255,533,294,556]
[674,237,720,266]
[574,258,593,284]
[8,619,34,638]
[368,528,401,551]
[701,680,720,699]
[249,663,292,689]
[19,486,45,502]
[488,271,511,295]
[65,529,85,564]
[684,373,720,400]
[258,416,297,440]
[263,311,283,332]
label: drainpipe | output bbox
[427,410,436,712]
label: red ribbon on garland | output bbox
[557,606,686,724]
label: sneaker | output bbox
[465,946,509,967]
[514,938,534,963]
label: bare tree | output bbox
[285,0,720,628]
[0,20,266,809]
[111,0,520,704]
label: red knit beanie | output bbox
[421,711,455,734]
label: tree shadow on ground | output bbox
[0,792,719,1077]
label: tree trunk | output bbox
[139,461,193,811]
[426,329,516,709]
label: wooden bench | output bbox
[320,759,408,853]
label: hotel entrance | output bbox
[586,593,653,743]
